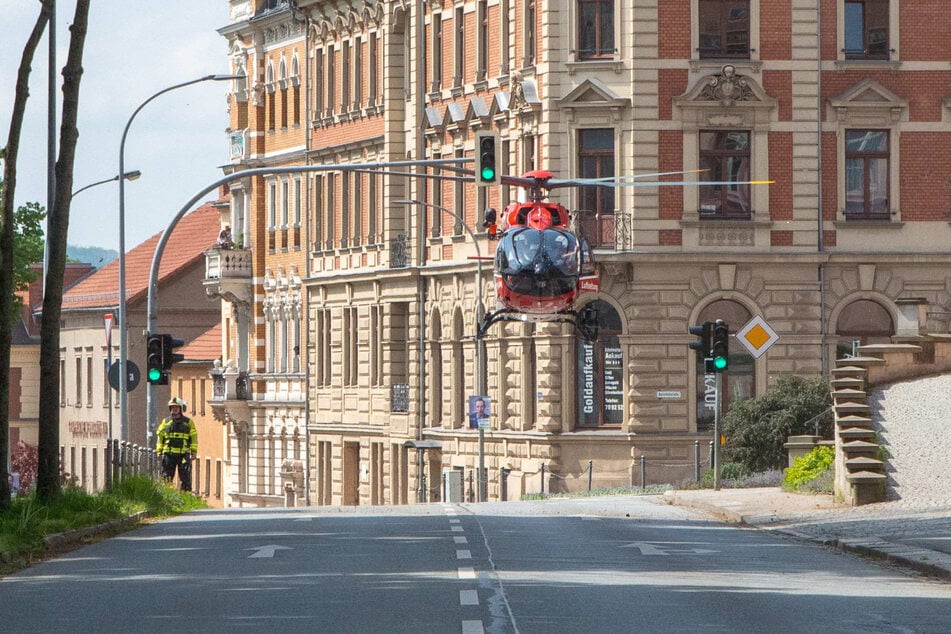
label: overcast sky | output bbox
[0,1,232,253]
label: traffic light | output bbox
[712,320,730,372]
[162,334,185,371]
[483,207,498,239]
[146,334,167,385]
[475,131,500,186]
[688,321,712,358]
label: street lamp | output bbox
[117,74,241,443]
[71,170,141,199]
[394,199,488,502]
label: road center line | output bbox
[459,590,479,606]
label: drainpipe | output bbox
[293,2,312,506]
[415,1,428,502]
[817,1,828,377]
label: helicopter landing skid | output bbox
[478,307,599,341]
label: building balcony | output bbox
[204,246,252,305]
[209,368,252,426]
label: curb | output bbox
[42,511,148,551]
[663,491,951,581]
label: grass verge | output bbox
[0,476,207,575]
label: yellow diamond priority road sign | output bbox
[736,315,779,359]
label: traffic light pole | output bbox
[714,372,722,491]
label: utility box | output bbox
[443,469,463,503]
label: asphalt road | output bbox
[1,497,949,633]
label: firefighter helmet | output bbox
[168,397,187,413]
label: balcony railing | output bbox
[575,211,633,251]
[205,247,252,280]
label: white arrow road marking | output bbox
[247,545,292,558]
[621,542,671,555]
[621,542,719,556]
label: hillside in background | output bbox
[67,245,118,269]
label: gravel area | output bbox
[871,373,951,510]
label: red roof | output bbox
[178,323,222,362]
[62,201,222,310]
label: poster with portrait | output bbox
[468,395,491,429]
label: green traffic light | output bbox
[147,367,163,382]
[713,356,728,370]
[481,166,496,181]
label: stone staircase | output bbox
[830,359,887,506]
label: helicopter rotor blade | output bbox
[599,179,774,188]
[549,169,709,186]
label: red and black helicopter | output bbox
[475,167,771,340]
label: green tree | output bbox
[721,375,832,473]
[5,192,46,319]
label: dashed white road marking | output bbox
[449,519,461,524]
[462,620,484,634]
[458,567,476,580]
[456,549,472,560]
[454,536,469,544]
[451,525,464,532]
[459,590,479,606]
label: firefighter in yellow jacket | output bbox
[156,397,198,492]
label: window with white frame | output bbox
[577,0,615,60]
[523,0,536,67]
[354,36,363,108]
[327,44,336,114]
[454,6,465,88]
[844,129,889,219]
[314,48,324,116]
[698,130,752,219]
[268,181,277,229]
[698,1,750,59]
[843,0,890,60]
[342,40,351,110]
[476,0,488,81]
[432,12,443,92]
[281,180,289,228]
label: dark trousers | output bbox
[162,454,192,492]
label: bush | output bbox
[10,442,38,495]
[783,446,835,492]
[722,375,832,473]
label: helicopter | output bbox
[478,170,600,339]
[475,168,772,340]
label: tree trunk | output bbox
[36,0,90,501]
[0,0,52,510]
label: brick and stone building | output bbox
[213,0,951,506]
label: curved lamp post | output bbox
[117,74,241,442]
[394,199,488,502]
[72,170,141,199]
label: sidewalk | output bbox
[662,487,951,581]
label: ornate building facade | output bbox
[213,0,951,506]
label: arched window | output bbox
[429,309,443,425]
[695,300,754,432]
[835,299,894,358]
[576,300,623,427]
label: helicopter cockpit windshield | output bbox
[496,227,579,298]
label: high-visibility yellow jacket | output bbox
[156,416,198,456]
